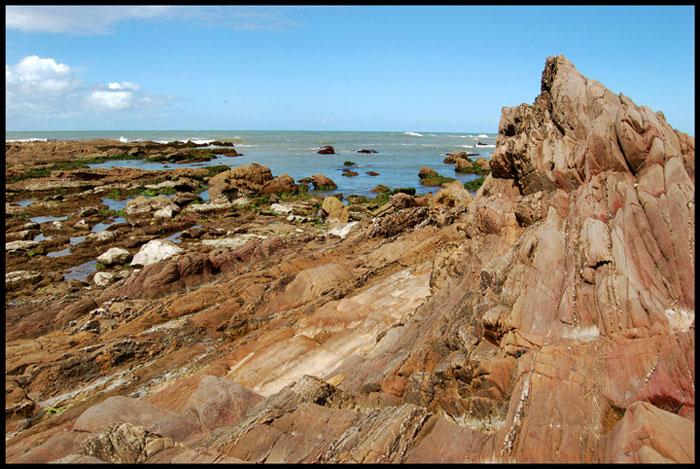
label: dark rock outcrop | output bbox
[317,146,335,155]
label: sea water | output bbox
[6,130,497,197]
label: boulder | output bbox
[418,167,437,179]
[357,149,378,154]
[321,197,349,224]
[74,396,198,442]
[88,231,118,244]
[474,157,491,172]
[74,219,91,230]
[366,171,380,176]
[605,401,695,463]
[144,178,197,192]
[154,207,175,219]
[79,207,100,217]
[6,229,37,242]
[6,270,42,291]
[270,203,295,215]
[93,272,116,287]
[431,181,473,209]
[184,198,234,213]
[97,247,132,266]
[317,145,335,154]
[328,221,359,239]
[79,422,176,463]
[126,196,178,216]
[454,158,474,173]
[260,174,298,194]
[172,192,200,207]
[443,151,471,164]
[201,234,267,249]
[208,163,274,200]
[390,193,416,209]
[6,240,40,252]
[308,174,337,191]
[183,376,264,433]
[109,252,218,299]
[5,203,23,216]
[130,240,183,267]
[418,167,454,186]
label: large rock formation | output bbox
[5,56,693,463]
[208,163,274,200]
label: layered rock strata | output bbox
[5,56,694,463]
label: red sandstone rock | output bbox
[4,55,694,464]
[259,174,298,194]
[208,163,274,200]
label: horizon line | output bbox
[5,128,500,134]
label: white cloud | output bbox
[108,81,140,91]
[14,55,71,79]
[6,55,175,124]
[5,6,299,35]
[6,55,79,92]
[88,90,133,110]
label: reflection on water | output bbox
[17,199,35,207]
[91,222,112,233]
[70,236,86,245]
[102,197,129,211]
[164,231,184,244]
[47,247,71,258]
[91,217,126,233]
[64,260,97,282]
[30,215,68,224]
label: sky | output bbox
[5,5,695,134]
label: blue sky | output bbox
[5,5,695,134]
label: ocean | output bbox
[5,130,497,197]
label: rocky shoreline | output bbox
[4,56,695,463]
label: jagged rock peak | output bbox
[491,55,695,195]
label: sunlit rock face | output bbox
[5,56,694,463]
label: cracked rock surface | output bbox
[5,56,694,463]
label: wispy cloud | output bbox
[6,6,299,35]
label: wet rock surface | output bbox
[5,56,694,463]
